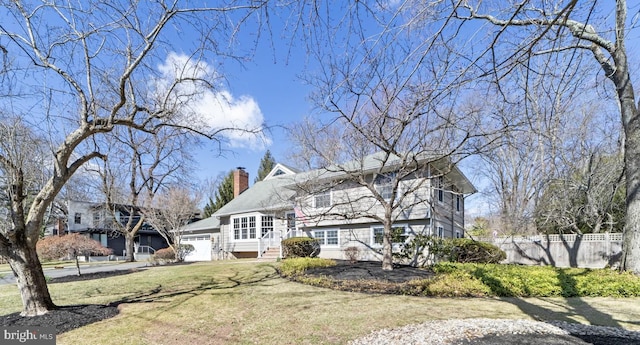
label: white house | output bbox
[181,152,476,261]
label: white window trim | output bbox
[375,172,396,201]
[312,228,340,247]
[261,214,274,238]
[437,176,444,203]
[456,194,461,213]
[437,226,444,238]
[313,190,332,208]
[230,213,261,242]
[370,224,410,248]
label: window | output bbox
[375,173,396,200]
[261,215,273,237]
[455,230,461,238]
[456,195,461,212]
[372,225,409,246]
[314,191,331,208]
[249,216,256,239]
[286,212,296,232]
[313,229,339,246]
[437,176,444,202]
[437,226,444,238]
[74,213,82,224]
[233,218,240,240]
[233,216,257,240]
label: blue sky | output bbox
[188,23,315,188]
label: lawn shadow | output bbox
[472,266,625,328]
[0,263,282,335]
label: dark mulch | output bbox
[48,268,140,284]
[304,260,434,282]
[0,304,119,334]
[0,270,138,334]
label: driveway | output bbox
[0,261,150,285]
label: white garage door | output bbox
[182,234,212,261]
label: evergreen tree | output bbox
[203,172,234,216]
[255,150,276,183]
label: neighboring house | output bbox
[182,153,476,261]
[57,200,169,257]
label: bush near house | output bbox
[432,238,506,264]
[37,233,112,261]
[153,248,175,261]
[281,237,320,258]
[279,257,336,277]
[394,236,506,267]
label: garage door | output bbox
[182,234,212,261]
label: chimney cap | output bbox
[236,166,246,170]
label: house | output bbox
[182,152,476,261]
[56,200,169,258]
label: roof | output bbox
[180,216,221,232]
[213,175,297,217]
[212,152,476,218]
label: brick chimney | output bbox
[233,167,249,198]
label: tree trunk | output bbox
[125,234,136,262]
[7,244,56,316]
[621,99,640,274]
[617,32,640,273]
[382,221,393,270]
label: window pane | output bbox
[233,218,240,240]
[315,192,331,208]
[249,216,256,239]
[373,228,383,245]
[327,230,338,245]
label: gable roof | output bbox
[263,163,300,180]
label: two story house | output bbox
[182,152,476,261]
[58,200,169,257]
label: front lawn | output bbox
[0,261,639,344]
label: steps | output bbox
[258,247,280,261]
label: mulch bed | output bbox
[304,260,434,283]
[0,270,136,334]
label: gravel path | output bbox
[348,319,640,345]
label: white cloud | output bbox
[155,52,271,150]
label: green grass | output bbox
[0,261,639,344]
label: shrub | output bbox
[394,234,441,267]
[279,257,336,277]
[153,247,176,261]
[37,233,112,261]
[176,244,195,262]
[281,237,320,258]
[452,239,506,263]
[432,238,506,264]
[343,246,360,263]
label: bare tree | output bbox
[452,0,640,273]
[145,186,201,262]
[0,1,267,316]
[98,125,196,262]
[290,2,505,270]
